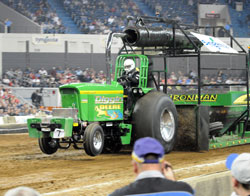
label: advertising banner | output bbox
[191,32,238,54]
[32,35,61,45]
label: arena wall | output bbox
[2,52,109,73]
[0,33,249,78]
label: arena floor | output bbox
[0,134,249,196]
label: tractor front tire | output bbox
[84,123,104,156]
[38,135,58,155]
[132,91,178,153]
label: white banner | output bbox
[32,35,61,45]
[191,32,238,54]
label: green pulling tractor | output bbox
[27,16,250,156]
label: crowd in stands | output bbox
[143,0,249,27]
[0,0,66,33]
[0,66,247,119]
[1,67,107,88]
[0,85,37,117]
[1,67,246,90]
[158,69,246,91]
[63,0,143,34]
[143,0,198,25]
[0,66,106,117]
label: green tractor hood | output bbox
[59,81,124,121]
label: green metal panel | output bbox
[119,123,132,145]
[141,87,155,94]
[27,118,42,138]
[50,118,73,137]
[27,117,73,138]
[209,135,250,149]
[60,88,79,108]
[60,88,80,119]
[79,94,89,120]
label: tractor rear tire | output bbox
[132,91,178,153]
[38,135,58,155]
[84,123,104,156]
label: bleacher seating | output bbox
[142,0,249,37]
[0,0,249,37]
[0,0,66,33]
[142,0,198,25]
[62,0,143,34]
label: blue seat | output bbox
[127,192,194,196]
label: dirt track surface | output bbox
[0,134,250,196]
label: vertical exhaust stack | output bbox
[105,32,113,85]
[106,32,126,85]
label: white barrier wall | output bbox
[0,33,249,79]
[0,33,123,53]
[0,33,248,54]
[0,33,123,78]
[0,115,33,125]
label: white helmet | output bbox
[124,59,135,73]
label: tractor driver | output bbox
[118,59,139,115]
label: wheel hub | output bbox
[93,131,103,150]
[48,140,57,148]
[160,108,175,142]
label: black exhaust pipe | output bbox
[123,26,202,49]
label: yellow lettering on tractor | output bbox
[171,94,218,102]
[233,94,250,105]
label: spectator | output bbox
[38,68,48,76]
[170,72,178,83]
[109,137,194,196]
[4,186,41,196]
[32,77,41,87]
[225,77,234,84]
[0,85,4,96]
[189,70,197,81]
[216,76,223,84]
[4,18,12,33]
[218,27,225,37]
[31,90,41,109]
[210,77,217,84]
[2,75,11,85]
[217,70,227,81]
[225,23,231,36]
[50,67,57,78]
[202,75,210,84]
[205,23,211,35]
[226,153,250,196]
